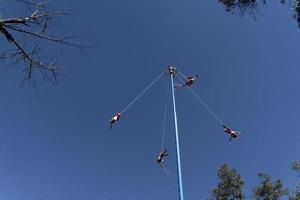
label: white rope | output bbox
[120,69,166,114]
[188,87,224,125]
[177,70,188,79]
[176,74,224,126]
[159,163,170,175]
[160,81,170,149]
[161,102,168,149]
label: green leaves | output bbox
[252,173,288,200]
[208,164,245,200]
[208,164,294,200]
[290,161,300,200]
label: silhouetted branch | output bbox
[219,0,300,29]
[0,0,90,85]
[218,0,266,17]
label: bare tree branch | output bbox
[0,0,91,85]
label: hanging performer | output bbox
[157,148,170,175]
[110,112,122,129]
[175,75,199,88]
[223,125,241,141]
[185,75,199,86]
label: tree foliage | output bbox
[208,164,245,200]
[218,0,300,28]
[289,161,300,200]
[218,0,266,17]
[252,173,288,200]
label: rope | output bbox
[160,80,170,149]
[158,81,170,175]
[159,163,170,175]
[177,70,188,79]
[176,74,224,126]
[161,102,168,149]
[120,69,166,114]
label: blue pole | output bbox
[169,68,184,200]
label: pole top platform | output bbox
[167,65,177,75]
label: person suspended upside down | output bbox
[157,148,170,175]
[186,75,199,86]
[223,125,241,141]
[175,75,199,88]
[110,112,121,129]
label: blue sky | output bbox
[1,0,300,199]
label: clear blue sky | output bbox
[1,0,300,199]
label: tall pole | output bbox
[168,65,184,200]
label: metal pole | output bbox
[168,66,184,200]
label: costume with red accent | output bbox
[175,75,199,88]
[185,75,199,86]
[110,113,121,129]
[223,125,240,141]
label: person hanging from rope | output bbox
[223,125,241,141]
[175,75,199,88]
[157,148,170,175]
[110,112,122,129]
[157,148,168,163]
[185,75,199,86]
